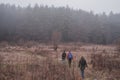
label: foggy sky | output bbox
[0,0,120,14]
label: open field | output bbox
[0,42,120,80]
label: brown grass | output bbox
[0,42,120,80]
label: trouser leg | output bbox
[81,70,84,79]
[68,59,71,67]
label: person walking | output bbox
[78,56,87,80]
[67,51,73,68]
[62,50,66,61]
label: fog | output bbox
[0,1,120,80]
[0,0,120,44]
[0,0,120,14]
[0,4,120,44]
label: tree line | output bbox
[0,4,120,44]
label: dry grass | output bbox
[0,42,119,80]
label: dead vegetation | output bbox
[0,42,120,80]
[0,56,80,80]
[91,49,120,80]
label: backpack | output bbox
[81,59,86,66]
[68,53,73,59]
[62,52,66,59]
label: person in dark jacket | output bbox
[62,50,66,61]
[78,56,87,79]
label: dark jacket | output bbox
[62,52,66,60]
[78,57,87,70]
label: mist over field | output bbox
[0,4,120,44]
[0,1,120,80]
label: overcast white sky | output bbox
[0,0,120,14]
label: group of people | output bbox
[62,50,88,79]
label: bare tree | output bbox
[51,31,61,51]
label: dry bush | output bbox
[0,54,4,70]
[16,40,39,48]
[91,50,120,79]
[0,41,9,48]
[36,50,49,57]
[0,53,81,80]
[23,41,39,48]
[114,39,120,52]
[91,52,120,71]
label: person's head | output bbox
[69,51,71,53]
[81,56,84,59]
[63,50,65,53]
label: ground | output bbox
[0,42,119,80]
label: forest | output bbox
[0,3,120,80]
[0,4,120,44]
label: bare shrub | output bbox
[24,41,38,48]
[114,39,120,52]
[91,52,120,70]
[0,57,80,80]
[91,50,120,79]
[0,41,9,48]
